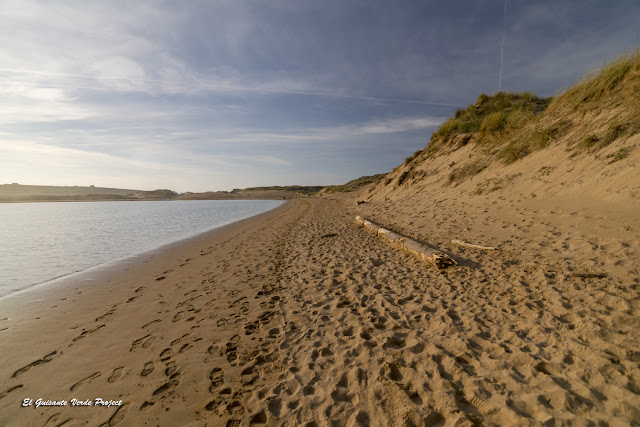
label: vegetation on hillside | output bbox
[423,92,551,158]
[234,175,387,195]
[321,174,387,193]
[415,50,639,165]
[232,185,324,194]
[133,189,178,199]
[554,50,640,115]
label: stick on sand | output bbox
[451,239,497,250]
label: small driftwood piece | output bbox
[356,216,456,269]
[451,239,497,250]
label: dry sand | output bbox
[1,190,639,426]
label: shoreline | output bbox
[0,198,293,304]
[1,195,638,425]
[0,199,287,300]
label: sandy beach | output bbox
[1,186,639,426]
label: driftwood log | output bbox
[355,216,457,269]
[451,239,497,250]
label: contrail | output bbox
[0,69,463,107]
[498,0,508,92]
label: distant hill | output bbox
[0,184,177,202]
[0,184,139,197]
[0,183,327,202]
[0,176,395,202]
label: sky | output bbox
[1,1,639,192]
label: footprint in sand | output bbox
[73,324,106,342]
[226,335,240,363]
[0,385,23,402]
[381,362,403,382]
[205,388,245,422]
[355,367,368,387]
[129,334,150,352]
[209,367,224,392]
[141,362,154,377]
[172,311,186,322]
[249,410,268,424]
[140,372,181,411]
[160,348,172,362]
[153,379,180,400]
[165,361,178,377]
[95,308,116,322]
[302,384,315,395]
[170,334,189,346]
[244,321,259,335]
[70,372,101,391]
[178,343,192,353]
[42,413,65,427]
[207,341,223,357]
[141,336,156,349]
[107,367,124,383]
[11,351,57,378]
[106,402,130,425]
[240,365,259,386]
[141,319,161,329]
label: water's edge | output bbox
[0,200,289,300]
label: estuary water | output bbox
[0,200,284,297]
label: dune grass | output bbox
[424,49,639,165]
[426,91,551,157]
[553,50,639,113]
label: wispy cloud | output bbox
[0,68,463,107]
[0,82,93,124]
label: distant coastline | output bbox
[0,177,383,203]
[0,183,305,203]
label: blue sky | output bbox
[1,0,639,192]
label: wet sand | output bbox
[1,195,639,426]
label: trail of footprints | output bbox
[140,347,181,411]
[229,199,462,424]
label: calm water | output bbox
[0,200,284,297]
